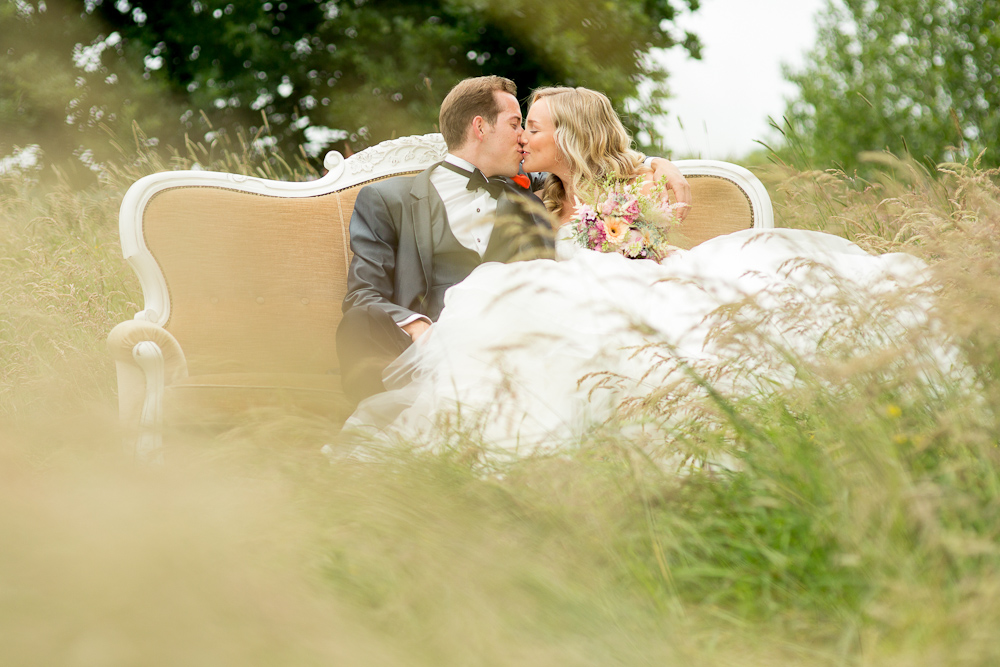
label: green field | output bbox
[2,145,998,665]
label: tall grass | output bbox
[2,140,999,664]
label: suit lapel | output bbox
[408,163,445,295]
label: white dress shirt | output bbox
[429,154,499,256]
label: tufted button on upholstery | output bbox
[256,296,265,304]
[301,297,309,305]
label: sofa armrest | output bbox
[107,319,189,429]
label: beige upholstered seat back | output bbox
[141,181,372,376]
[675,174,756,247]
[128,146,770,378]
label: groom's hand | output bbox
[650,158,692,220]
[402,319,431,342]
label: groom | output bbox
[337,75,690,404]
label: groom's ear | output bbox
[470,115,487,141]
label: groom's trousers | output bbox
[336,304,414,405]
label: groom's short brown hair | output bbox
[439,76,518,150]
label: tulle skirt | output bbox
[344,228,942,456]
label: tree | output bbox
[2,0,701,180]
[0,0,699,176]
[0,0,184,183]
[782,0,1000,171]
[75,0,701,160]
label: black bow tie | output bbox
[439,161,508,199]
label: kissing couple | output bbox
[334,76,936,454]
[336,75,693,405]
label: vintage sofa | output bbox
[107,133,773,460]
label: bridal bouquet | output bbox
[569,177,685,261]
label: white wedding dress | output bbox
[343,228,937,456]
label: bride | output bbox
[341,87,933,456]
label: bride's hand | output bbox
[649,158,692,220]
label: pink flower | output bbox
[587,219,606,244]
[573,199,595,220]
[623,197,640,223]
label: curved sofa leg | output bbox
[132,341,165,465]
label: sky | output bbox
[655,0,829,159]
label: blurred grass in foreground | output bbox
[1,140,999,665]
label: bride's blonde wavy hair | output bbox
[529,87,646,217]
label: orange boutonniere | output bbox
[511,173,531,190]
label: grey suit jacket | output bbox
[342,163,552,323]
